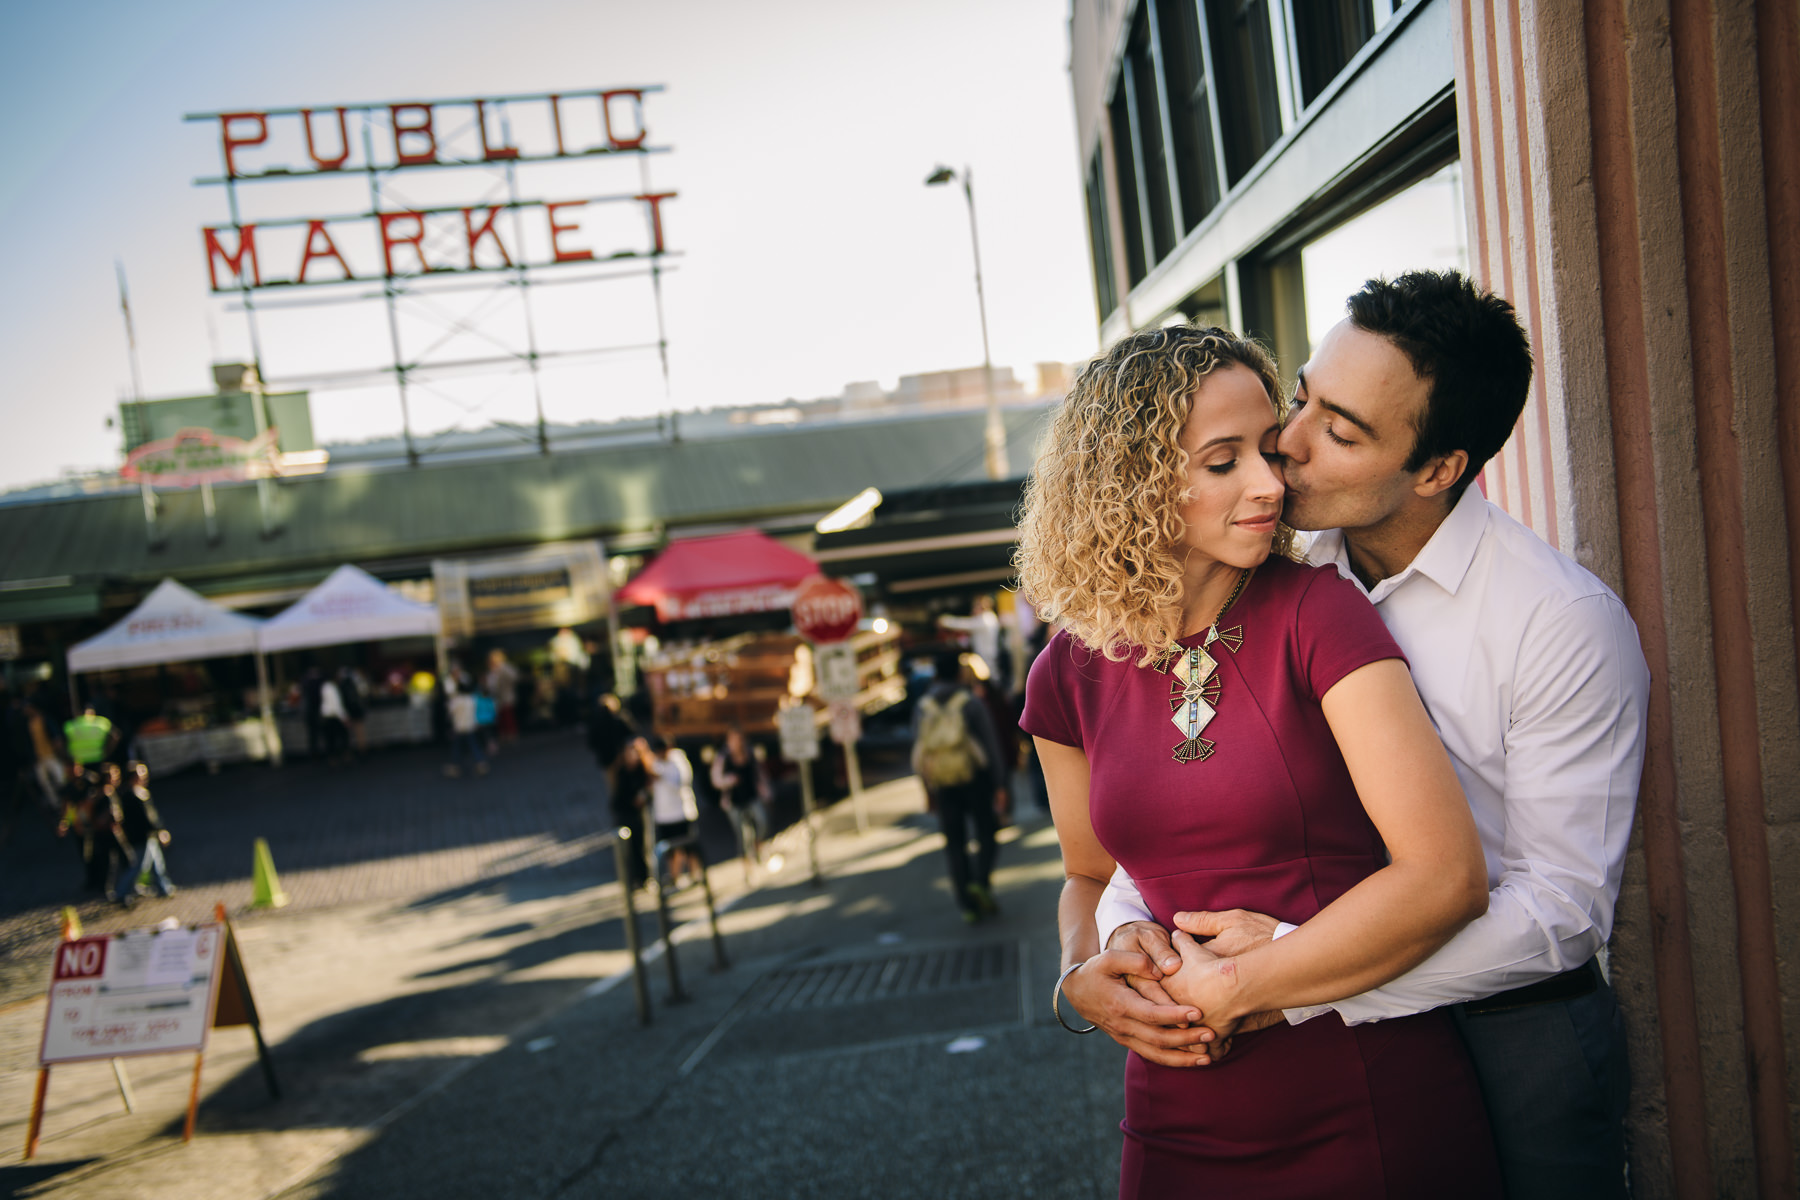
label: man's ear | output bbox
[1412,449,1469,500]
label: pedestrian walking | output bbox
[318,674,350,764]
[64,765,130,902]
[710,727,770,865]
[301,667,325,759]
[643,735,699,886]
[938,595,1007,692]
[610,728,650,889]
[63,702,116,778]
[586,693,636,799]
[485,649,520,743]
[22,700,65,812]
[119,762,175,898]
[911,651,1007,923]
[338,667,368,755]
[443,671,488,778]
[965,663,1018,828]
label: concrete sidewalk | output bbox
[2,776,1127,1199]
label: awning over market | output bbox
[260,564,440,652]
[615,530,820,622]
[67,578,265,673]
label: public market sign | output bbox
[122,427,279,488]
[190,90,676,291]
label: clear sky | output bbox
[0,0,1098,491]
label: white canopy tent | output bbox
[67,579,264,673]
[259,564,440,652]
[65,578,279,767]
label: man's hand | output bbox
[1060,952,1225,1067]
[1202,1008,1286,1062]
[1105,920,1183,1005]
[1173,908,1280,957]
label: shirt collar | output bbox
[1303,484,1489,601]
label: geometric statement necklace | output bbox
[1149,567,1249,763]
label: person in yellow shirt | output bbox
[63,703,116,777]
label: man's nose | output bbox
[1277,415,1307,461]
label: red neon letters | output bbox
[636,192,677,255]
[204,194,676,291]
[463,207,512,269]
[301,108,351,171]
[206,91,659,178]
[389,105,438,166]
[218,112,268,178]
[600,90,647,151]
[379,212,432,276]
[297,221,353,283]
[199,90,675,290]
[474,101,519,162]
[204,226,261,290]
[546,202,594,263]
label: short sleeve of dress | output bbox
[1020,630,1081,748]
[1294,568,1407,702]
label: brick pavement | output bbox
[0,731,641,1008]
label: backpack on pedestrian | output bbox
[913,690,986,790]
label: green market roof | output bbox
[0,406,1048,623]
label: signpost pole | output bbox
[799,763,822,887]
[182,1050,205,1142]
[844,739,867,834]
[23,1068,49,1159]
[110,1059,137,1113]
[611,829,652,1026]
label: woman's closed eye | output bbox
[1205,459,1238,476]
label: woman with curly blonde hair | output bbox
[1017,324,1500,1198]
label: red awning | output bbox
[614,530,820,622]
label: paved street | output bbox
[0,734,1126,1199]
[0,732,632,1006]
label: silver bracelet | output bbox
[1053,962,1099,1034]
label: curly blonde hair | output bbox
[1015,324,1297,665]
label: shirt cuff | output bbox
[1271,923,1335,1024]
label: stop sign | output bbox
[792,575,863,643]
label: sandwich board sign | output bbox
[26,910,278,1159]
[39,926,225,1064]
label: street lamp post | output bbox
[926,165,1009,480]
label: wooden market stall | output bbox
[615,530,903,743]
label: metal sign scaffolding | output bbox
[186,88,679,469]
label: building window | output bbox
[1155,0,1223,231]
[1125,6,1179,264]
[1108,84,1147,285]
[1205,0,1286,184]
[1085,149,1119,319]
[1299,161,1468,349]
[1292,0,1376,108]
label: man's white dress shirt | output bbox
[1093,487,1651,1024]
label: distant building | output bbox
[119,363,316,455]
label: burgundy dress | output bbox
[1022,558,1499,1199]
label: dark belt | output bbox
[1461,958,1601,1016]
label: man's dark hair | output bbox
[933,651,964,683]
[1345,270,1533,502]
